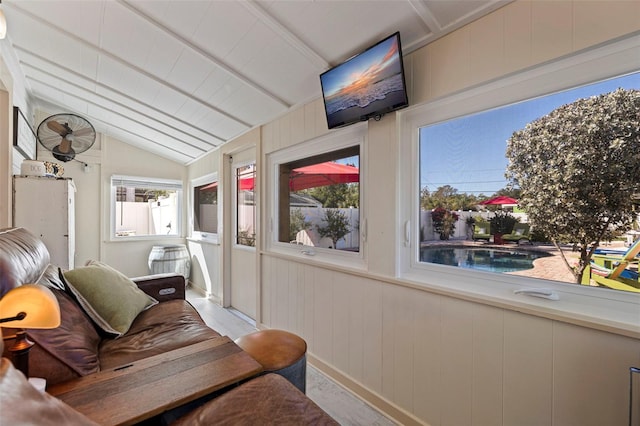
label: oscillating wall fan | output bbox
[37,113,96,162]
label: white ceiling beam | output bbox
[407,0,441,33]
[119,0,291,109]
[33,93,202,162]
[240,1,329,71]
[17,48,225,147]
[27,76,209,156]
[9,2,253,129]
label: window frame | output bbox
[110,174,184,241]
[190,172,219,244]
[232,160,257,250]
[266,122,367,269]
[398,34,640,328]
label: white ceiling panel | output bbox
[98,71,163,106]
[95,56,135,93]
[191,1,258,61]
[4,0,511,165]
[240,38,320,105]
[140,29,185,81]
[166,48,218,95]
[100,1,159,66]
[190,67,234,103]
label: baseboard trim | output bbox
[307,353,428,426]
[186,284,221,304]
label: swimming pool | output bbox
[420,246,551,273]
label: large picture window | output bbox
[400,34,640,300]
[111,175,183,239]
[418,72,639,293]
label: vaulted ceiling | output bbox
[4,0,510,165]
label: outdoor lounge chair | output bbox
[586,238,640,292]
[590,237,640,279]
[503,223,531,244]
[472,220,491,241]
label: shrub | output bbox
[431,207,459,240]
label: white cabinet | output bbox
[13,176,76,270]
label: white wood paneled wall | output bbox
[252,2,640,424]
[262,255,640,425]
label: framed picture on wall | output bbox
[13,106,37,160]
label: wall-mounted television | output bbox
[320,31,409,130]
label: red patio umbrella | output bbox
[289,162,359,191]
[201,162,359,192]
[201,179,256,191]
[479,195,518,206]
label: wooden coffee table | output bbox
[48,337,263,426]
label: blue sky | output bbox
[420,72,640,196]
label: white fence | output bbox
[293,207,360,250]
[115,196,178,236]
[420,210,528,242]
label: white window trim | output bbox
[266,122,367,270]
[190,172,219,244]
[398,34,640,336]
[110,175,184,241]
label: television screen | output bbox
[320,32,409,129]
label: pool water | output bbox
[420,246,551,273]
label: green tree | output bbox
[421,185,482,211]
[506,88,640,283]
[316,209,351,248]
[302,183,359,208]
[289,208,311,241]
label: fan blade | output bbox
[73,127,94,137]
[59,136,72,154]
[47,120,68,137]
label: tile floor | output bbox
[186,289,396,426]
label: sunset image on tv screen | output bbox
[321,34,407,128]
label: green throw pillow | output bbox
[63,261,158,337]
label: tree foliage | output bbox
[289,208,311,241]
[316,209,351,248]
[431,207,459,240]
[421,185,485,211]
[506,88,640,282]
[302,183,359,208]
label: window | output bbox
[279,146,360,250]
[267,123,365,266]
[236,163,256,247]
[191,173,218,242]
[111,175,183,239]
[400,35,640,298]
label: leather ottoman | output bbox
[235,329,307,393]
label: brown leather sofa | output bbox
[0,227,338,424]
[0,227,221,385]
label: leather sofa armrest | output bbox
[131,273,185,302]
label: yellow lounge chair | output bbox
[586,238,640,292]
[590,237,640,279]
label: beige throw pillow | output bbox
[63,261,157,337]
